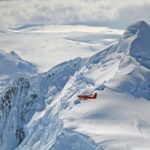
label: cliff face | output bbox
[0,57,83,150]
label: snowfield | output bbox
[0,21,150,150]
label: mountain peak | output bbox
[120,21,150,69]
[0,49,37,77]
[130,20,149,29]
[123,20,150,38]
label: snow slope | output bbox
[0,57,84,150]
[0,50,37,78]
[0,21,150,150]
[58,21,150,150]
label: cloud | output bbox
[0,0,150,30]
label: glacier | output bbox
[0,21,150,150]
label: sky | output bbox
[0,0,150,30]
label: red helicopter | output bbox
[78,93,97,100]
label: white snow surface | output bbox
[0,21,150,150]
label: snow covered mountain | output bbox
[1,21,150,150]
[0,50,37,78]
